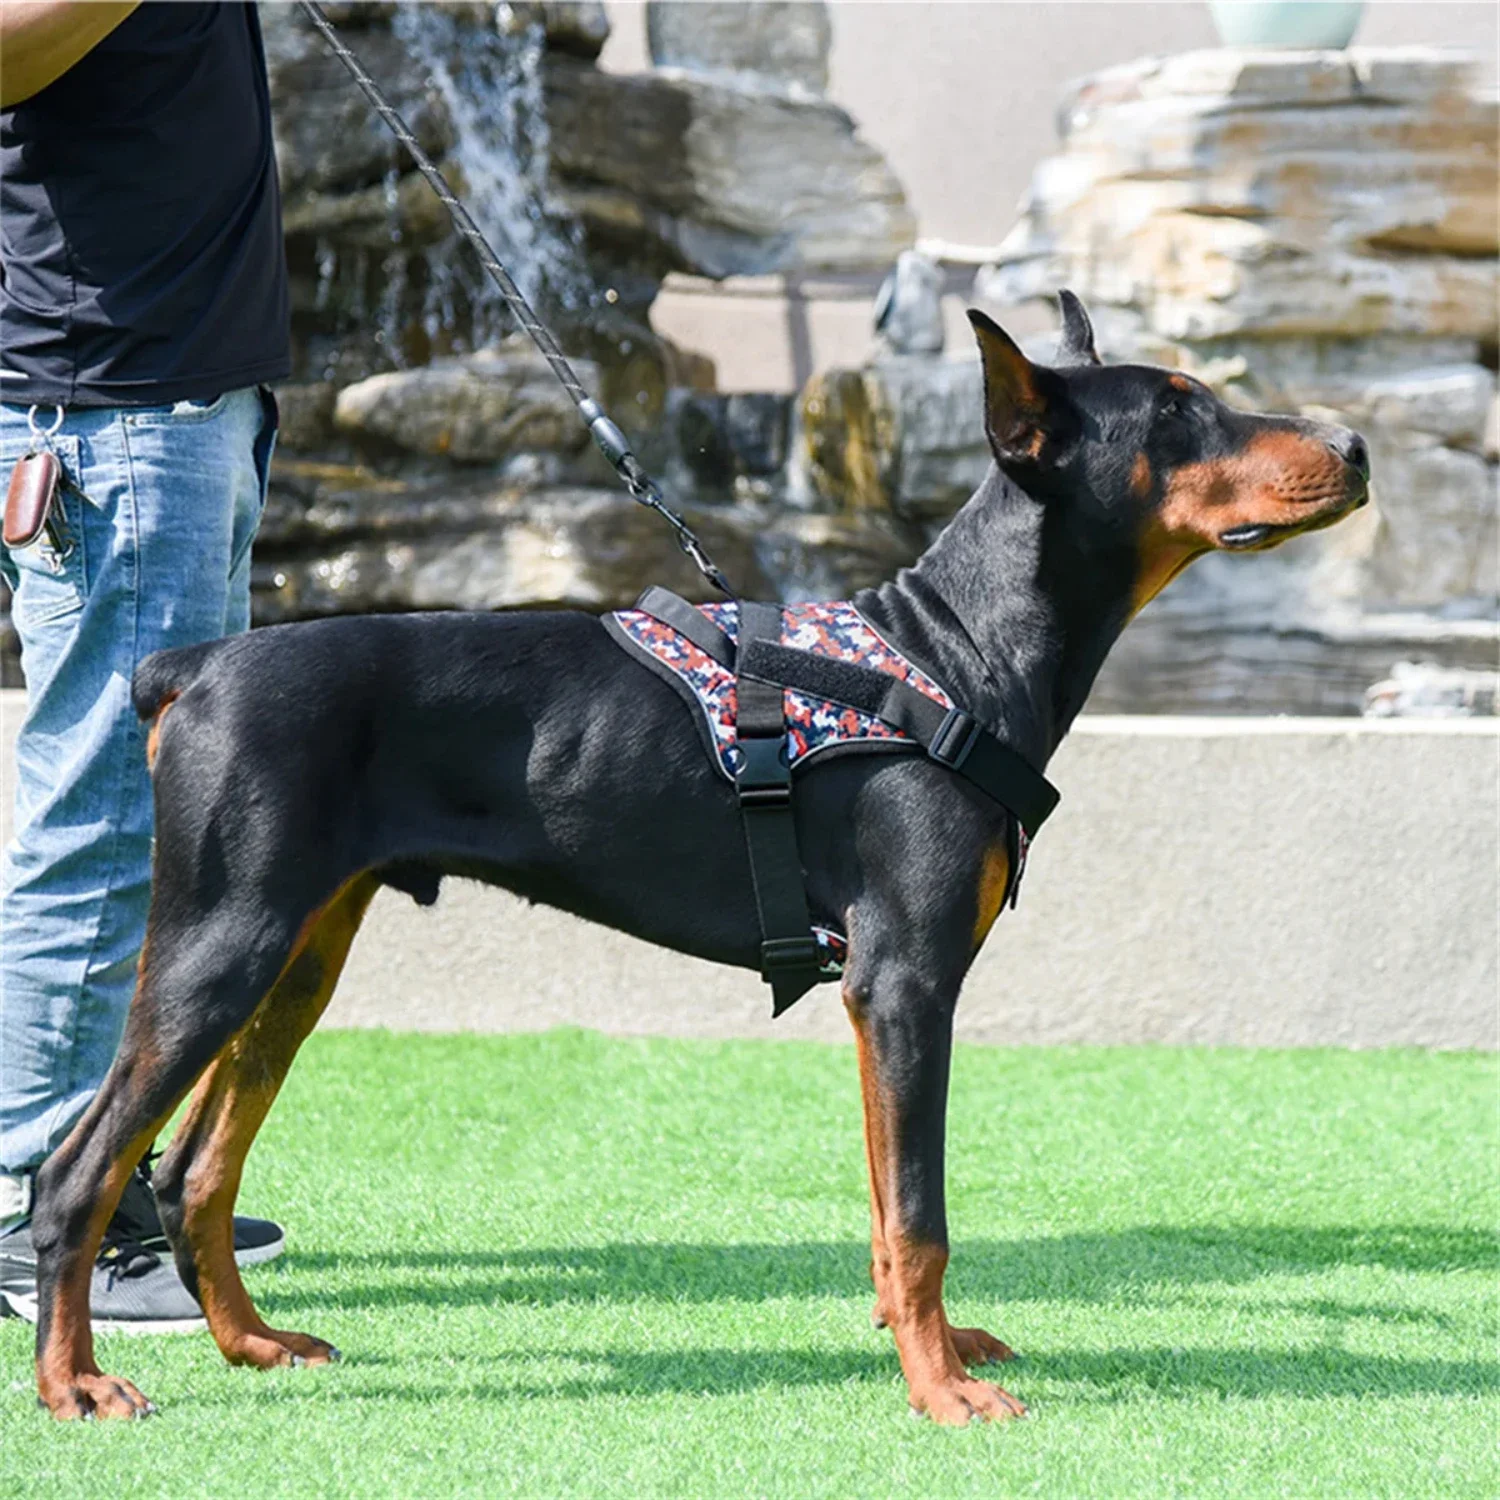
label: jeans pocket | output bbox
[2,435,87,626]
[253,385,279,513]
[123,392,231,427]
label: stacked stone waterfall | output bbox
[976,48,1498,712]
[89,13,1490,716]
[252,0,921,622]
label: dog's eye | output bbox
[1159,394,1194,426]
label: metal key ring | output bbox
[26,403,64,443]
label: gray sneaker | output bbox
[0,1160,286,1331]
[0,1219,204,1332]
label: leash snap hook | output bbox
[626,470,737,601]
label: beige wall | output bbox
[306,717,1493,1051]
[601,2,1499,389]
[5,695,1494,1049]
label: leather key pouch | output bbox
[4,450,62,549]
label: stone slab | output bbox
[543,56,914,277]
[646,0,831,93]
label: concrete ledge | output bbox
[2,692,1494,1048]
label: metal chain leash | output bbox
[299,0,736,598]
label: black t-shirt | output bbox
[0,1,289,408]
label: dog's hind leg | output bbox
[151,873,379,1371]
[32,912,306,1420]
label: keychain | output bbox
[3,404,80,565]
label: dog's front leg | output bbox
[844,969,1025,1424]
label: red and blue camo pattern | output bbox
[609,600,1028,974]
[610,599,954,773]
[609,599,959,975]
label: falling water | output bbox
[390,2,595,355]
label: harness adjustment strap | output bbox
[634,587,735,668]
[734,603,824,1017]
[737,637,1060,837]
[928,707,983,770]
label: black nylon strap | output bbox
[635,587,735,667]
[734,604,822,1016]
[740,639,1059,837]
[737,603,787,737]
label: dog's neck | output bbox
[855,463,1134,768]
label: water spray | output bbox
[298,0,736,599]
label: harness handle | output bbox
[298,0,735,600]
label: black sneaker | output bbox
[113,1156,286,1268]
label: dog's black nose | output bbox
[1329,429,1370,481]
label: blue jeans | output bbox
[0,387,277,1222]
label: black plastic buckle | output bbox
[928,707,983,770]
[736,736,791,807]
[761,935,820,975]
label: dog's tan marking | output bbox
[1129,452,1153,501]
[1162,428,1347,531]
[1130,519,1203,618]
[37,1120,174,1420]
[1133,428,1350,616]
[145,691,180,770]
[161,872,378,1370]
[972,844,1011,951]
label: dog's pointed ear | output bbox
[968,307,1072,465]
[1055,288,1100,366]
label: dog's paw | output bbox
[276,1330,340,1367]
[224,1329,340,1370]
[40,1372,156,1421]
[948,1324,1015,1367]
[908,1375,1027,1425]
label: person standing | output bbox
[0,0,290,1326]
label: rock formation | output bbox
[968,47,1498,711]
[248,0,921,637]
[4,24,1489,719]
[260,0,912,383]
[770,48,1497,712]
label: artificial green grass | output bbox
[2,1030,1495,1498]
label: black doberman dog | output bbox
[31,293,1369,1423]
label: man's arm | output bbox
[0,1,140,108]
